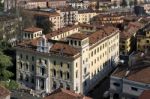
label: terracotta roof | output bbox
[50,43,79,56]
[24,27,42,33]
[112,57,150,84]
[44,88,92,99]
[45,25,79,39]
[29,0,47,2]
[34,11,60,17]
[139,90,150,99]
[0,86,10,98]
[67,33,88,40]
[89,26,118,45]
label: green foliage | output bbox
[0,80,20,90]
[129,1,134,7]
[36,17,54,34]
[0,50,13,81]
[134,0,138,5]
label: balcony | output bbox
[36,73,48,78]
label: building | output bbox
[57,7,78,27]
[22,27,43,40]
[16,25,119,95]
[67,0,89,10]
[34,10,62,31]
[91,14,124,26]
[48,0,67,8]
[0,86,10,99]
[44,88,92,99]
[24,0,48,9]
[137,24,150,52]
[110,52,150,99]
[0,15,21,46]
[78,9,97,24]
[139,90,150,99]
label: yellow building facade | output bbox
[16,25,119,94]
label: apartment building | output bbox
[137,23,150,52]
[110,52,150,99]
[16,25,119,95]
[24,0,48,9]
[67,0,89,9]
[78,9,97,24]
[34,10,61,31]
[48,0,67,8]
[91,14,124,26]
[57,7,78,27]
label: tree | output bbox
[121,0,128,7]
[0,51,13,81]
[36,16,54,34]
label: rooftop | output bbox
[0,86,10,97]
[112,53,150,84]
[139,90,150,99]
[67,33,88,40]
[44,88,92,99]
[24,27,43,33]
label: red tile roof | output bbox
[139,90,150,99]
[67,33,88,40]
[44,88,92,99]
[50,43,79,56]
[0,86,10,98]
[24,27,42,33]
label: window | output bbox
[53,81,56,89]
[53,69,56,76]
[84,68,87,74]
[26,64,29,70]
[32,56,34,61]
[94,49,96,54]
[41,68,45,75]
[146,40,149,43]
[66,84,70,90]
[20,54,23,59]
[75,41,77,45]
[70,40,73,45]
[60,83,63,88]
[67,72,69,79]
[31,76,34,84]
[20,73,23,80]
[131,87,138,91]
[84,81,87,87]
[113,83,120,87]
[32,65,34,71]
[26,55,28,60]
[79,41,81,46]
[60,62,63,67]
[91,51,93,57]
[25,75,29,82]
[20,62,22,69]
[45,60,47,64]
[60,71,63,78]
[53,61,56,65]
[76,70,78,78]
